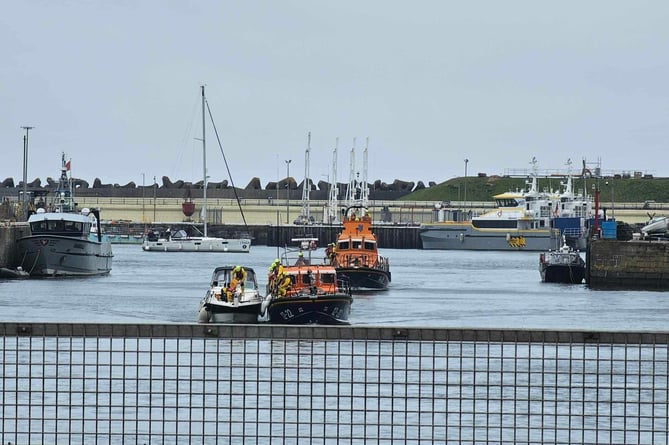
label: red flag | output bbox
[65,160,71,171]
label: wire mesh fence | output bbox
[1,323,668,444]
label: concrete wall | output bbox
[41,197,437,226]
[0,223,29,268]
[587,239,669,289]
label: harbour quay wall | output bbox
[0,223,29,268]
[213,224,422,249]
[69,197,436,226]
[587,239,669,289]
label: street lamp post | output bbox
[285,159,292,224]
[153,176,157,223]
[141,173,146,223]
[464,158,469,210]
[606,177,615,220]
[21,126,34,220]
[611,177,615,220]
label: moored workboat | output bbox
[420,164,593,251]
[261,239,353,325]
[331,205,391,290]
[16,154,113,277]
[198,266,263,323]
[539,239,586,284]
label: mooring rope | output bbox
[27,248,41,275]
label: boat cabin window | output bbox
[495,198,519,208]
[338,241,350,250]
[352,241,361,249]
[30,219,85,236]
[364,241,376,250]
[214,272,229,286]
[172,229,189,239]
[320,273,335,284]
[301,271,314,285]
[30,220,48,234]
[64,220,84,234]
[214,271,255,289]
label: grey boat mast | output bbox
[325,138,339,224]
[298,132,311,223]
[201,85,208,237]
[345,137,369,209]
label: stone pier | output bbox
[0,223,29,268]
[587,238,669,289]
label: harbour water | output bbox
[1,244,667,331]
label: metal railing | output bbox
[1,323,668,444]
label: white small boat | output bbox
[198,266,263,323]
[142,226,251,253]
[641,216,669,238]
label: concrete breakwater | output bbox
[587,238,669,289]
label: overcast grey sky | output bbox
[2,1,668,188]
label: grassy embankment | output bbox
[401,176,669,203]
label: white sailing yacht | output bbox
[141,86,252,253]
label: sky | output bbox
[2,1,669,189]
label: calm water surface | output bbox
[1,244,667,331]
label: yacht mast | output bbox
[299,132,311,223]
[326,138,339,224]
[346,138,356,207]
[361,138,369,207]
[201,85,208,237]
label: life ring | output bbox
[553,207,560,217]
[497,210,502,217]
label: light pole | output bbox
[285,159,292,224]
[141,173,146,223]
[606,177,615,220]
[464,158,469,210]
[21,126,34,220]
[153,176,157,223]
